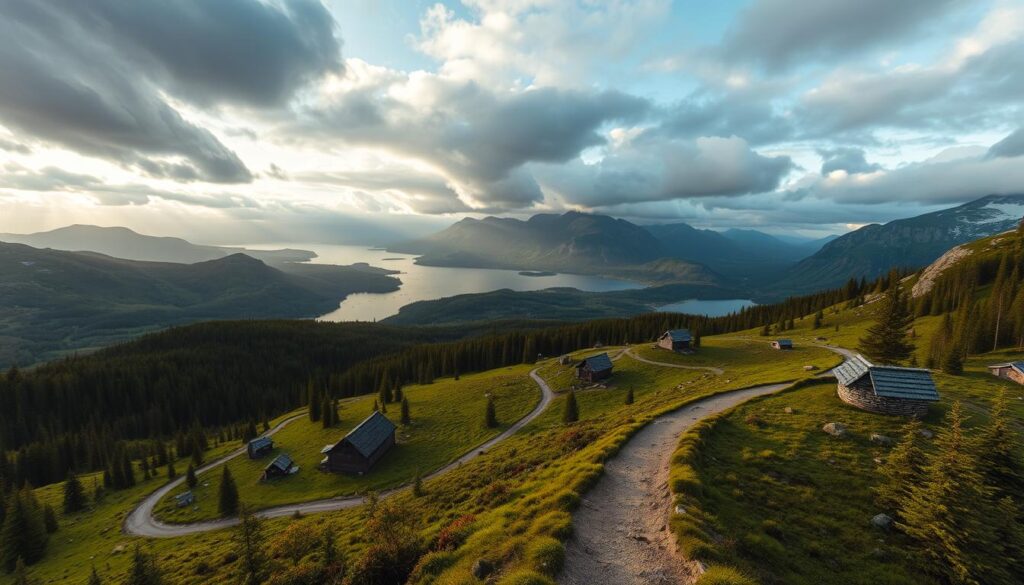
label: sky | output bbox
[1,0,1023,244]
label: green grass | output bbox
[154,365,540,523]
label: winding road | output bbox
[124,367,556,537]
[623,348,725,375]
[559,345,852,585]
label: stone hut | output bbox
[770,339,793,350]
[262,453,298,480]
[246,436,274,459]
[575,352,613,383]
[320,411,396,475]
[987,361,1024,385]
[834,354,939,417]
[657,329,692,352]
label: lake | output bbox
[657,298,757,316]
[245,243,756,321]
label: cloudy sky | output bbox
[1,0,1022,243]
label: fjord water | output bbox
[657,298,757,316]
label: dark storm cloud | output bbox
[54,0,341,107]
[296,80,649,207]
[656,92,794,145]
[819,147,881,174]
[721,0,967,70]
[986,128,1024,160]
[0,0,341,184]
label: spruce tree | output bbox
[321,395,333,429]
[166,460,176,480]
[899,402,1003,585]
[185,464,197,489]
[63,470,86,514]
[400,397,411,425]
[942,345,964,375]
[236,507,267,585]
[412,471,424,497]
[858,282,915,364]
[624,387,634,405]
[218,466,239,517]
[42,505,57,534]
[125,545,162,585]
[0,491,47,570]
[190,438,203,467]
[484,396,498,428]
[563,390,579,424]
[308,381,321,422]
[976,390,1024,496]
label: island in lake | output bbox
[518,270,557,277]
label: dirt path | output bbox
[558,382,791,585]
[624,348,725,375]
[124,367,555,537]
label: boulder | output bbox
[674,505,686,515]
[803,365,818,371]
[918,429,934,439]
[871,513,893,530]
[870,433,894,446]
[784,407,794,414]
[471,558,494,580]
[822,422,847,437]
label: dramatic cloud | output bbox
[819,147,881,175]
[538,134,793,207]
[291,61,649,208]
[986,128,1024,159]
[721,0,967,70]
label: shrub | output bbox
[194,560,212,576]
[434,515,477,552]
[696,565,758,585]
[407,550,457,582]
[528,510,572,540]
[738,532,785,563]
[525,537,564,577]
[476,482,511,507]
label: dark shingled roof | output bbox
[267,452,293,472]
[249,437,273,451]
[577,352,613,373]
[990,362,1024,374]
[835,354,939,402]
[342,411,397,458]
[834,354,872,386]
[662,329,692,342]
[869,367,939,401]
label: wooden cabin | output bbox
[576,353,613,383]
[771,339,793,350]
[320,411,397,475]
[262,453,298,480]
[987,361,1024,385]
[247,436,274,459]
[174,491,194,508]
[657,329,692,352]
[833,354,939,417]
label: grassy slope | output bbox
[669,298,1024,585]
[8,333,834,584]
[155,365,539,523]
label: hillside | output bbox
[0,244,400,366]
[391,211,726,285]
[0,224,316,264]
[774,194,1024,294]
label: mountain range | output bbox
[0,243,399,366]
[0,224,316,265]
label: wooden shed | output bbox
[771,339,793,350]
[576,353,613,383]
[987,362,1024,385]
[247,436,274,459]
[657,329,692,352]
[262,452,298,480]
[320,411,397,475]
[834,354,939,417]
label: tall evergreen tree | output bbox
[875,419,928,517]
[218,466,239,517]
[125,545,162,585]
[624,387,634,405]
[41,505,57,534]
[400,397,411,425]
[976,390,1024,496]
[858,282,915,364]
[165,460,176,480]
[236,507,267,585]
[899,402,1004,585]
[0,490,47,570]
[308,380,322,422]
[484,396,498,429]
[563,390,579,424]
[185,464,197,489]
[62,470,86,514]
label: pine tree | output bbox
[320,524,343,576]
[976,390,1024,496]
[858,282,915,364]
[321,395,333,429]
[63,470,86,514]
[236,507,267,585]
[185,464,197,489]
[394,386,403,403]
[400,397,411,425]
[484,396,498,428]
[942,344,964,375]
[875,419,928,517]
[218,466,239,517]
[899,402,1004,585]
[190,437,204,467]
[412,470,424,497]
[125,545,162,585]
[1,490,48,570]
[166,460,176,480]
[563,390,579,424]
[308,380,321,422]
[624,387,634,405]
[760,323,770,336]
[813,309,823,329]
[42,505,57,534]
